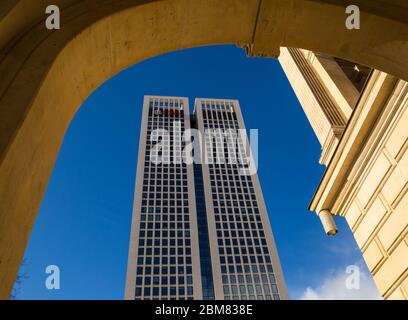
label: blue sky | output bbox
[14,45,380,300]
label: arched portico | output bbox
[0,0,407,299]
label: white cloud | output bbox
[299,264,382,300]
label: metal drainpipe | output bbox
[318,209,338,236]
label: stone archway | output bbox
[0,0,407,299]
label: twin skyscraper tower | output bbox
[125,96,287,300]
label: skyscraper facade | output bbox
[125,96,203,300]
[125,95,287,300]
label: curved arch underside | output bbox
[0,0,407,298]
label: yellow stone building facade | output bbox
[279,48,408,299]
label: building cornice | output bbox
[309,70,398,215]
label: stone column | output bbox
[279,47,347,165]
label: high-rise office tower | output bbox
[125,96,202,300]
[125,95,287,300]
